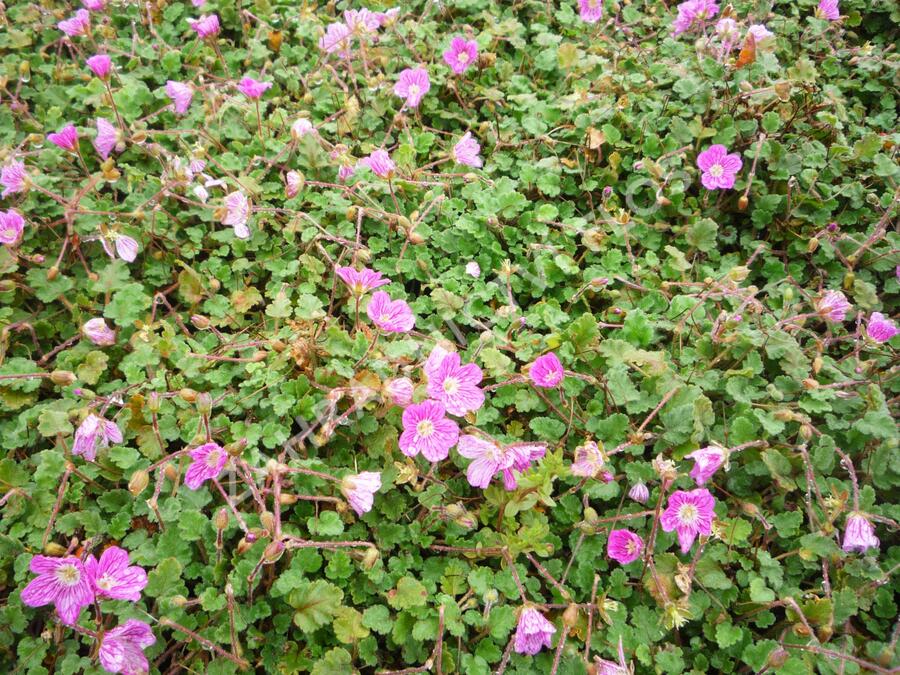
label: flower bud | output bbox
[260,510,276,534]
[196,392,212,416]
[50,370,76,386]
[163,463,178,482]
[270,339,286,352]
[562,603,579,627]
[628,482,650,504]
[170,595,188,607]
[237,538,253,555]
[178,388,197,402]
[191,314,210,330]
[129,469,150,496]
[214,507,229,530]
[361,546,380,569]
[43,542,67,556]
[147,392,160,413]
[225,438,247,457]
[737,195,749,210]
[807,237,819,253]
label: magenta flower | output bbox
[841,513,879,553]
[696,144,742,190]
[165,81,193,115]
[336,266,390,296]
[1,160,28,198]
[59,9,90,37]
[48,125,79,153]
[529,352,564,388]
[607,529,644,564]
[426,351,484,416]
[291,118,316,140]
[815,290,851,322]
[223,191,251,239]
[0,209,25,246]
[578,0,603,24]
[238,77,272,100]
[85,546,147,601]
[20,555,95,625]
[660,488,715,553]
[685,443,727,486]
[338,164,356,182]
[98,620,156,675]
[672,0,719,35]
[93,118,118,161]
[866,312,898,343]
[188,14,220,38]
[73,414,123,462]
[83,0,106,10]
[366,291,415,333]
[628,482,650,504]
[86,54,112,79]
[514,606,556,655]
[443,36,478,75]
[320,22,353,55]
[453,132,483,168]
[458,435,546,489]
[357,149,396,179]
[384,377,414,407]
[571,441,606,478]
[340,471,382,516]
[101,233,139,263]
[399,400,459,462]
[424,344,453,380]
[394,68,430,108]
[82,318,116,346]
[817,0,839,20]
[747,24,774,42]
[185,442,228,489]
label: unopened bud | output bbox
[279,493,299,505]
[179,388,197,403]
[190,314,210,329]
[237,537,253,555]
[147,392,161,413]
[129,470,150,496]
[408,231,426,245]
[260,511,275,534]
[807,237,819,253]
[562,603,579,627]
[47,266,59,281]
[170,595,188,607]
[737,195,749,210]
[799,423,813,440]
[196,392,212,416]
[163,463,178,482]
[214,507,229,530]
[225,438,247,457]
[270,339,286,352]
[50,370,76,386]
[361,546,380,569]
[43,542,67,556]
[251,350,268,362]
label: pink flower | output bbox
[866,312,898,343]
[384,377,414,406]
[458,435,546,489]
[841,513,879,553]
[83,0,106,9]
[338,164,356,182]
[48,125,79,152]
[357,149,396,179]
[1,160,28,197]
[685,443,727,485]
[578,0,604,24]
[466,261,481,278]
[320,22,353,55]
[340,471,381,515]
[571,441,606,477]
[223,191,251,239]
[82,318,116,346]
[344,8,380,34]
[426,351,484,416]
[165,81,193,115]
[607,529,644,564]
[73,414,123,462]
[185,442,228,489]
[424,344,453,380]
[101,233,139,262]
[715,18,739,49]
[188,14,220,38]
[291,118,316,140]
[238,77,272,100]
[86,54,112,79]
[394,68,430,108]
[374,8,400,26]
[660,488,715,553]
[815,290,851,322]
[0,209,25,246]
[628,482,650,504]
[336,266,390,296]
[817,0,840,20]
[93,118,118,160]
[85,546,147,601]
[59,9,90,37]
[285,170,302,198]
[399,400,459,461]
[696,144,742,190]
[747,24,774,42]
[366,291,415,333]
[20,555,95,625]
[514,606,556,655]
[672,0,719,36]
[443,36,478,75]
[98,620,156,675]
[453,132,482,168]
[529,352,564,388]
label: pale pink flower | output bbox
[336,266,390,296]
[357,149,396,179]
[85,546,147,601]
[366,291,415,332]
[866,312,898,343]
[93,118,118,160]
[399,400,459,461]
[841,513,879,553]
[188,14,220,38]
[320,22,353,55]
[628,482,650,503]
[82,318,116,346]
[338,164,356,182]
[815,290,851,322]
[223,191,251,239]
[374,8,400,26]
[73,413,122,462]
[747,24,774,42]
[715,17,739,50]
[285,170,302,198]
[48,125,79,152]
[59,9,90,37]
[594,640,630,675]
[344,8,380,34]
[83,0,106,10]
[529,352,564,388]
[98,620,156,675]
[443,36,478,75]
[672,0,719,36]
[578,0,603,24]
[101,233,139,262]
[607,529,644,564]
[394,68,430,108]
[165,81,193,115]
[384,377,414,406]
[86,54,112,79]
[424,344,453,381]
[453,132,482,168]
[21,555,94,625]
[514,606,556,655]
[660,488,715,553]
[340,471,381,515]
[237,77,272,100]
[290,118,316,140]
[571,441,606,477]
[465,261,481,278]
[185,442,227,489]
[817,0,839,20]
[457,435,546,489]
[685,443,727,485]
[1,160,28,197]
[426,351,484,416]
[0,209,25,246]
[697,144,742,190]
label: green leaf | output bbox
[333,606,369,643]
[387,576,428,610]
[290,580,344,632]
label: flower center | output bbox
[589,0,599,6]
[709,164,724,177]
[626,540,637,555]
[96,574,116,591]
[678,503,699,525]
[408,84,420,97]
[55,564,81,587]
[416,420,434,438]
[442,377,460,395]
[458,52,469,64]
[379,313,391,324]
[205,449,222,468]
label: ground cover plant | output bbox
[0,0,898,672]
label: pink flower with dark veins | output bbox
[578,0,604,24]
[426,351,484,416]
[383,377,414,407]
[607,529,644,564]
[21,555,95,625]
[223,191,251,239]
[59,9,90,37]
[165,81,193,115]
[85,546,147,601]
[453,132,483,168]
[394,68,430,108]
[817,0,840,20]
[866,312,898,343]
[1,160,28,198]
[188,14,220,38]
[98,620,156,675]
[93,118,118,160]
[685,443,728,486]
[660,488,716,553]
[399,400,459,462]
[529,352,564,388]
[356,149,396,179]
[320,22,353,55]
[0,209,25,246]
[336,266,391,296]
[514,606,556,655]
[841,513,879,553]
[82,318,116,346]
[48,125,79,152]
[237,77,272,100]
[340,472,382,515]
[815,290,851,322]
[458,434,546,489]
[366,291,415,333]
[86,54,112,79]
[184,442,228,489]
[73,414,123,462]
[443,36,478,75]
